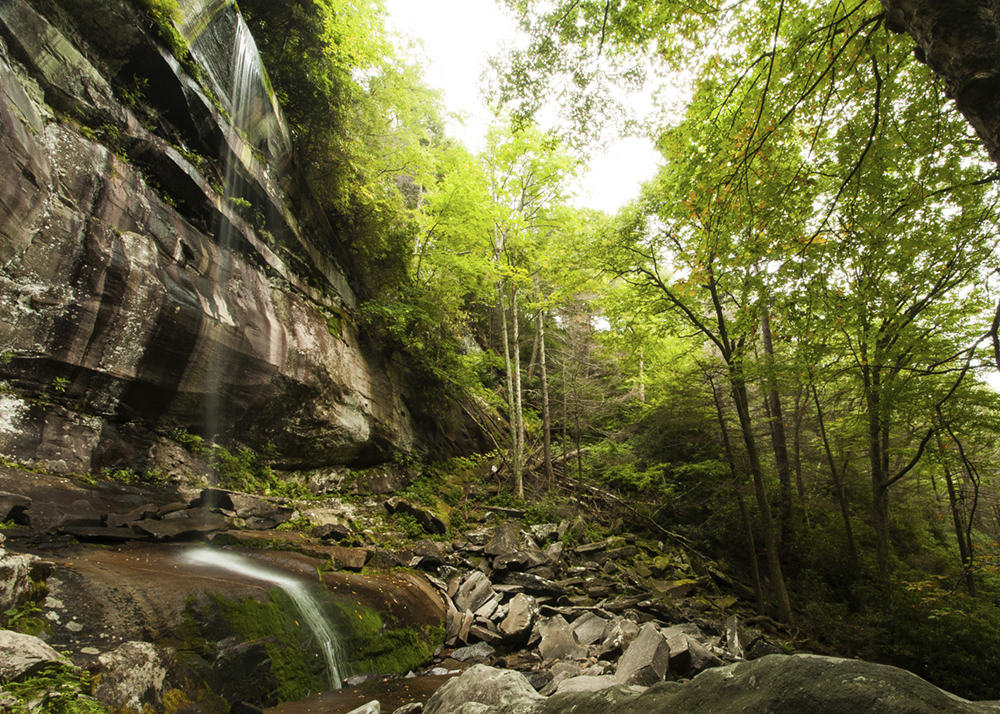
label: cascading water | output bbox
[202,10,268,442]
[183,547,345,689]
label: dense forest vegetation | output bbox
[237,0,1000,700]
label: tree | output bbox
[483,122,580,497]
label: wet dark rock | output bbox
[0,492,30,524]
[25,499,102,532]
[131,512,228,539]
[60,526,147,542]
[106,504,160,528]
[211,636,281,708]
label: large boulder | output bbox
[0,631,67,682]
[424,664,543,714]
[0,537,39,615]
[93,642,171,713]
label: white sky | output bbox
[383,0,661,214]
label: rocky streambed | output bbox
[2,467,998,714]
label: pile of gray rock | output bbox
[393,518,785,697]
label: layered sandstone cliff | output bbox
[0,0,478,477]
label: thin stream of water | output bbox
[182,547,344,689]
[202,12,265,441]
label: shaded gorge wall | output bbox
[0,0,486,478]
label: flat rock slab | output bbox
[499,572,568,596]
[455,571,495,613]
[131,513,229,539]
[302,544,370,570]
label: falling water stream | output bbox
[183,547,344,689]
[201,10,267,441]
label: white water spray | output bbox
[183,548,344,689]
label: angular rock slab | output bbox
[536,615,587,661]
[455,571,495,613]
[485,522,520,557]
[571,611,609,646]
[500,593,538,640]
[615,622,670,686]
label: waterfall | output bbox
[202,11,266,442]
[182,547,344,689]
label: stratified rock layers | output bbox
[0,0,479,473]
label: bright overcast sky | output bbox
[383,0,660,214]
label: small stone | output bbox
[450,642,495,662]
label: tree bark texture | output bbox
[881,0,1000,167]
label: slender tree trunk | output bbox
[537,308,554,490]
[729,371,794,624]
[761,310,794,546]
[812,384,863,609]
[710,375,765,615]
[936,431,978,597]
[562,358,569,479]
[512,286,525,499]
[792,385,808,521]
[638,348,646,403]
[495,223,522,499]
[862,360,893,597]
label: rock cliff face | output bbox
[0,0,478,475]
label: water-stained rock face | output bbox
[0,0,482,473]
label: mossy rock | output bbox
[182,584,442,707]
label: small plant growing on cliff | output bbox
[51,377,70,393]
[3,600,43,634]
[210,444,308,499]
[170,428,211,455]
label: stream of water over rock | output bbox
[183,547,346,689]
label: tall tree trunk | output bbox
[729,370,794,624]
[792,385,808,521]
[761,310,794,546]
[512,286,525,499]
[494,222,523,499]
[638,348,646,403]
[939,437,977,596]
[710,375,765,615]
[812,384,863,610]
[537,308,554,490]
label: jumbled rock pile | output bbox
[391,519,785,695]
